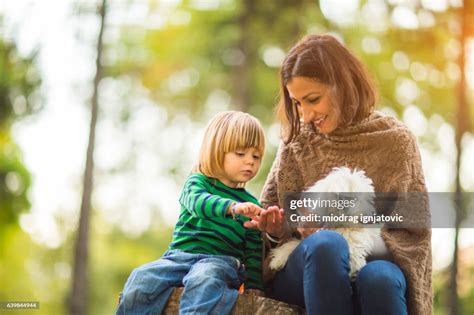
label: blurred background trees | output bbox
[0,39,39,230]
[0,30,41,312]
[0,0,473,314]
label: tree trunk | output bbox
[68,1,107,314]
[163,287,305,314]
[448,1,470,314]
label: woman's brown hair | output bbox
[277,34,378,143]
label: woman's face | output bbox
[286,76,338,134]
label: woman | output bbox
[245,35,432,314]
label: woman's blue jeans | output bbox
[271,230,407,315]
[116,249,245,315]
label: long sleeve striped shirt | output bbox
[169,173,263,290]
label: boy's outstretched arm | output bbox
[180,175,235,218]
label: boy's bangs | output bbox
[222,122,265,154]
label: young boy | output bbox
[117,111,265,314]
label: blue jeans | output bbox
[271,231,407,315]
[116,249,245,315]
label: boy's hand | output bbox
[243,206,286,238]
[245,289,265,297]
[233,202,262,219]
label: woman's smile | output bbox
[313,115,328,128]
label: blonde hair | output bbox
[196,111,265,181]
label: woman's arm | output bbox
[260,143,285,209]
[249,142,304,239]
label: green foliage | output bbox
[0,19,44,314]
[0,41,42,127]
[0,135,31,229]
[433,258,474,315]
[0,39,40,231]
[459,263,474,314]
[0,210,172,314]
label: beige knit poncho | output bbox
[260,111,432,315]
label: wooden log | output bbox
[163,287,306,314]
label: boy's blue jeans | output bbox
[116,249,245,315]
[271,230,407,315]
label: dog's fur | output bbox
[269,167,382,279]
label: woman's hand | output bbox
[243,206,286,238]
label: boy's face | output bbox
[220,148,262,188]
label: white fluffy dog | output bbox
[269,167,382,279]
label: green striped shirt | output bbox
[169,173,263,290]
